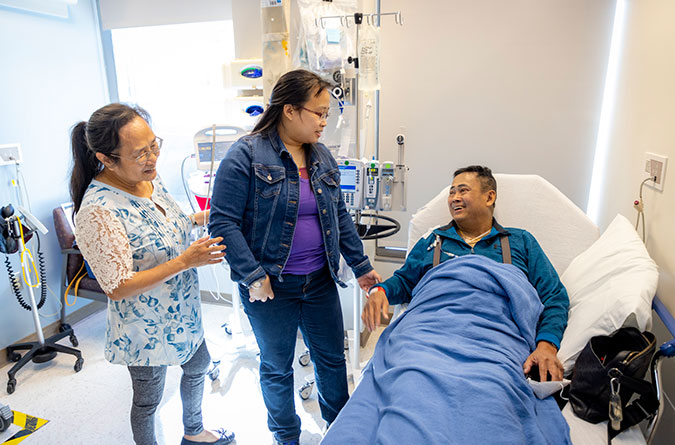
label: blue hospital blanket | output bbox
[323,255,571,444]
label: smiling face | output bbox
[448,172,496,227]
[98,116,160,186]
[282,87,330,146]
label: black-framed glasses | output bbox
[110,137,163,165]
[300,106,330,121]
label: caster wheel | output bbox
[74,358,84,372]
[298,382,313,400]
[298,351,311,367]
[7,352,21,362]
[7,379,16,395]
[222,323,232,335]
[69,334,79,347]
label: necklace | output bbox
[459,228,492,244]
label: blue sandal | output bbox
[181,428,235,445]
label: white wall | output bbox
[370,0,616,271]
[98,0,232,30]
[0,1,108,348]
[595,2,675,442]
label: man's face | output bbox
[447,172,496,226]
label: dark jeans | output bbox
[127,340,211,445]
[240,266,349,442]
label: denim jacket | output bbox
[209,128,373,288]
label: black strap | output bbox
[433,220,511,267]
[432,234,442,267]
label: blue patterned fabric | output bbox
[78,177,203,366]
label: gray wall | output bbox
[0,0,108,348]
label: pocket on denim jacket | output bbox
[320,169,342,202]
[254,164,285,198]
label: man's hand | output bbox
[523,341,564,381]
[361,289,389,332]
[357,270,382,292]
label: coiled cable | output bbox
[3,236,46,311]
[4,255,26,309]
[35,232,47,308]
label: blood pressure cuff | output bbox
[0,218,32,255]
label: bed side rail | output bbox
[646,296,675,444]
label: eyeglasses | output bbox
[110,137,163,165]
[300,106,330,121]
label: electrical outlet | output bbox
[0,143,22,165]
[644,152,668,192]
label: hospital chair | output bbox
[52,205,108,338]
[396,173,674,445]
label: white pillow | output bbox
[557,214,658,374]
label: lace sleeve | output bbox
[74,205,135,295]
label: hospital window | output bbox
[109,21,237,202]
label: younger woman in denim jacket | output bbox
[209,69,381,445]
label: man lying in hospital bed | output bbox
[322,166,660,444]
[362,165,567,382]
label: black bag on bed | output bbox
[569,327,659,441]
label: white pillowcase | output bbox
[557,214,658,374]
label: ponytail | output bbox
[68,103,151,214]
[70,121,102,213]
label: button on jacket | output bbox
[209,128,373,288]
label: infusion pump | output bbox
[337,158,407,211]
[193,126,248,171]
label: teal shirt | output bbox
[376,221,569,348]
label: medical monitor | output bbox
[193,126,248,171]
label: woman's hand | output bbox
[357,269,382,292]
[248,275,275,303]
[190,210,210,227]
[177,236,226,269]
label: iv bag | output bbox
[358,23,380,91]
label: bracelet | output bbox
[367,286,386,299]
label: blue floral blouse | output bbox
[75,176,202,366]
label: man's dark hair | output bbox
[453,165,497,194]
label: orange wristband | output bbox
[368,286,386,299]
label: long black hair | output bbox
[69,103,151,213]
[252,69,332,135]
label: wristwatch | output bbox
[249,278,265,289]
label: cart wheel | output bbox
[69,334,79,347]
[7,379,16,395]
[7,352,21,362]
[298,351,311,367]
[74,358,84,372]
[298,382,313,400]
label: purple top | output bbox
[284,168,327,275]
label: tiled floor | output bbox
[1,303,384,444]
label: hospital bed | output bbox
[395,173,674,444]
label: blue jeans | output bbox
[127,340,211,445]
[240,266,349,442]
